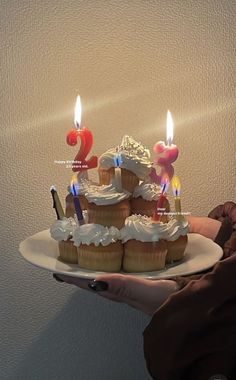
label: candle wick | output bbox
[175,189,178,197]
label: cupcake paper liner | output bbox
[87,200,131,229]
[77,241,123,271]
[58,240,78,264]
[166,235,188,263]
[123,240,167,272]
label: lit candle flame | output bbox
[161,174,170,194]
[166,110,174,146]
[74,95,82,129]
[172,175,181,197]
[70,175,79,196]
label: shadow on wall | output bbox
[13,290,151,380]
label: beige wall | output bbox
[1,1,235,379]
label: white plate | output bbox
[19,230,223,280]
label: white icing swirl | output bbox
[119,135,150,159]
[121,215,189,243]
[73,224,121,246]
[99,135,152,180]
[50,217,77,241]
[85,182,130,205]
[133,182,162,201]
[67,179,97,195]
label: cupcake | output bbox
[123,239,167,272]
[121,215,168,272]
[65,194,88,217]
[165,219,189,263]
[73,224,123,271]
[98,135,152,192]
[121,215,189,271]
[131,181,170,218]
[50,217,78,264]
[85,182,131,229]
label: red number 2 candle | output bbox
[66,95,98,173]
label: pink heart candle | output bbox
[150,111,179,184]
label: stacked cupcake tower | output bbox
[50,135,189,273]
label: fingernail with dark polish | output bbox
[53,274,64,283]
[88,281,108,292]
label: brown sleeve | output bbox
[174,201,236,289]
[143,201,236,380]
[143,252,236,380]
[210,201,236,258]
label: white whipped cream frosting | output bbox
[121,215,189,243]
[99,135,152,180]
[67,178,97,195]
[50,217,77,241]
[133,181,162,201]
[85,182,131,205]
[73,224,121,246]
